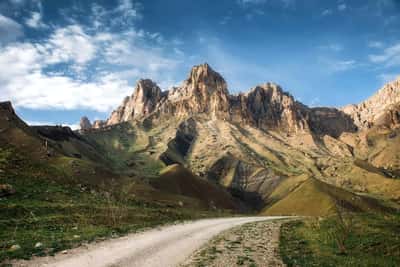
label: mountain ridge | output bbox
[83,63,363,138]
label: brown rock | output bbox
[107,79,163,126]
[92,120,106,129]
[232,83,309,133]
[88,63,370,137]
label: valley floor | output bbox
[10,217,282,267]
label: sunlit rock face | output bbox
[106,79,163,126]
[86,63,359,137]
[342,77,400,129]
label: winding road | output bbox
[14,217,285,267]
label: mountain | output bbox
[342,76,400,129]
[1,64,399,218]
[78,63,400,215]
[84,64,357,138]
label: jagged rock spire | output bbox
[79,116,92,131]
[107,79,163,125]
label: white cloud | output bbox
[102,31,182,83]
[320,58,357,72]
[0,42,133,112]
[368,41,384,48]
[0,44,132,112]
[0,14,23,45]
[331,60,356,71]
[369,43,400,67]
[220,15,232,25]
[338,3,347,11]
[46,25,96,65]
[0,1,185,114]
[116,0,141,19]
[321,9,333,16]
[25,11,46,28]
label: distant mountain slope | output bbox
[263,178,393,216]
[0,101,239,211]
[77,64,400,215]
[151,164,237,210]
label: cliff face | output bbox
[107,79,164,126]
[228,84,310,133]
[82,63,359,136]
[342,77,400,129]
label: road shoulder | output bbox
[180,220,287,267]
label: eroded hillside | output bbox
[78,64,400,215]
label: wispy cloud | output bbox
[338,3,347,11]
[25,11,46,28]
[0,1,184,112]
[237,0,294,8]
[319,43,344,52]
[220,15,232,25]
[369,43,400,67]
[237,0,267,6]
[319,57,357,73]
[368,41,384,48]
[0,14,23,45]
[321,9,333,16]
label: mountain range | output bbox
[2,63,400,216]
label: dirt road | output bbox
[13,217,285,267]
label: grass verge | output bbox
[280,213,400,266]
[0,147,231,264]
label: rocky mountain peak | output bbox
[0,101,15,115]
[79,116,92,131]
[83,64,361,136]
[240,83,309,132]
[107,79,163,125]
[164,63,230,120]
[342,77,400,129]
[186,63,227,92]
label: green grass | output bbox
[0,147,230,264]
[263,178,393,216]
[280,213,400,267]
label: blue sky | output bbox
[0,0,399,128]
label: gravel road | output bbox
[13,217,285,267]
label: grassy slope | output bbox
[0,108,236,263]
[84,122,165,178]
[151,164,237,210]
[263,178,392,216]
[0,147,232,263]
[280,213,400,267]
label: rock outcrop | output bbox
[309,107,357,138]
[229,83,309,133]
[342,77,400,129]
[84,63,362,137]
[165,63,230,119]
[79,116,92,131]
[107,79,164,126]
